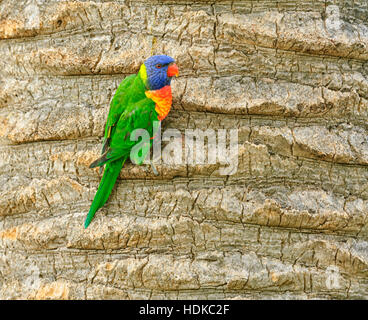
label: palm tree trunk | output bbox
[0,0,367,299]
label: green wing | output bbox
[90,97,158,168]
[101,74,137,153]
[106,74,135,128]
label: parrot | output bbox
[84,55,179,228]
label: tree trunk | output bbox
[0,0,368,299]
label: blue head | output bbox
[139,55,179,90]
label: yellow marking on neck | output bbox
[138,64,148,85]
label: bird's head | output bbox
[139,55,179,90]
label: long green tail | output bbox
[84,157,126,228]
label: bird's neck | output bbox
[145,85,172,121]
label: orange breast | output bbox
[145,85,172,121]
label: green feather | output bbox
[84,157,126,228]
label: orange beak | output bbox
[167,63,179,77]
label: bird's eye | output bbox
[156,64,162,69]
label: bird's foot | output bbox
[150,160,159,176]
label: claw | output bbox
[150,160,159,176]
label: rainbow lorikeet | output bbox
[84,55,179,228]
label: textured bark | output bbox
[1,0,368,299]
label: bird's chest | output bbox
[145,86,172,121]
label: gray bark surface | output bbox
[0,0,368,299]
